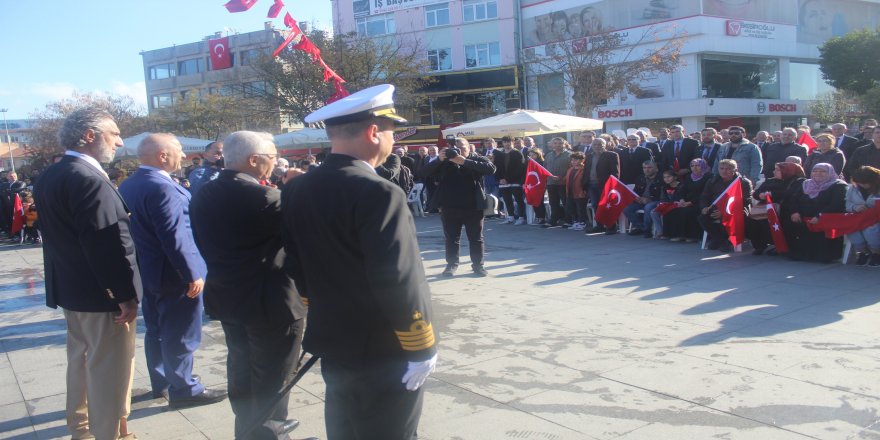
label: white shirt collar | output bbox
[138,165,173,181]
[354,160,377,174]
[65,150,105,175]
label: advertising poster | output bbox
[797,0,880,43]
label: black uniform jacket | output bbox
[190,170,306,326]
[281,154,437,362]
[34,155,142,312]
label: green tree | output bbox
[808,90,861,126]
[251,29,433,124]
[27,92,148,171]
[147,91,276,140]
[818,29,880,95]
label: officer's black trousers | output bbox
[321,357,423,440]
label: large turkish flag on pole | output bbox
[765,194,788,253]
[523,158,552,207]
[712,177,745,246]
[209,37,232,70]
[595,175,638,227]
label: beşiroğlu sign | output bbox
[725,20,777,39]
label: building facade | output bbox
[140,23,286,130]
[332,0,523,145]
[521,0,880,135]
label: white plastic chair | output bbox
[842,236,852,264]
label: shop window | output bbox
[789,62,833,100]
[464,91,507,121]
[701,55,779,99]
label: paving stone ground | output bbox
[1,215,879,439]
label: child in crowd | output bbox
[651,170,682,239]
[21,193,40,244]
[563,152,588,231]
[845,166,880,266]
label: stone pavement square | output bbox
[1,215,879,439]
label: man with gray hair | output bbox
[762,127,807,179]
[118,134,226,409]
[831,123,861,160]
[34,108,141,440]
[190,131,309,439]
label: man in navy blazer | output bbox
[35,108,141,440]
[119,133,226,409]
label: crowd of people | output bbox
[397,120,880,266]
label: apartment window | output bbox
[356,13,395,37]
[425,3,450,27]
[701,54,779,99]
[463,0,497,22]
[148,63,176,80]
[178,58,205,76]
[151,93,173,109]
[241,48,269,66]
[243,81,267,97]
[464,42,500,68]
[427,48,452,71]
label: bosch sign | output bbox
[597,108,633,119]
[769,104,796,112]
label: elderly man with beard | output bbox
[424,137,496,277]
[35,108,141,440]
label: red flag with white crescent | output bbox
[209,37,232,70]
[712,177,745,246]
[765,194,788,253]
[523,158,553,207]
[595,175,638,227]
[806,204,880,239]
[653,202,677,217]
[798,131,818,154]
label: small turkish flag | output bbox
[273,13,305,57]
[267,0,284,18]
[765,195,788,253]
[209,37,232,70]
[806,204,880,239]
[10,194,23,235]
[653,202,677,217]
[523,158,553,207]
[595,175,638,227]
[712,177,745,247]
[798,132,818,154]
[224,0,258,13]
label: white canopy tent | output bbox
[440,109,603,139]
[116,133,214,158]
[273,128,330,149]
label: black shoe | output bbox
[627,228,644,236]
[264,419,300,435]
[707,239,720,250]
[643,231,653,238]
[589,225,605,233]
[855,252,870,266]
[766,248,778,256]
[441,264,458,277]
[472,266,488,277]
[719,242,733,253]
[168,388,227,409]
[605,228,618,235]
[752,247,765,256]
[869,254,880,267]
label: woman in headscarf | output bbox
[746,162,806,255]
[783,162,848,262]
[845,166,880,266]
[803,133,846,178]
[663,158,713,242]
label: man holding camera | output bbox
[424,138,496,277]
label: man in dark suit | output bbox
[395,147,415,171]
[617,134,653,184]
[697,127,722,169]
[831,123,862,161]
[660,124,699,178]
[763,127,808,179]
[190,131,309,440]
[494,136,528,224]
[282,85,437,439]
[118,134,226,409]
[637,130,661,159]
[34,108,141,440]
[583,138,621,234]
[754,130,770,159]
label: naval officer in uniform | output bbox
[281,84,438,440]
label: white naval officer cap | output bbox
[304,84,407,126]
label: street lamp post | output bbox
[0,109,12,172]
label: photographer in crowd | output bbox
[424,137,496,277]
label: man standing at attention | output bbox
[282,85,437,439]
[34,108,141,440]
[118,133,227,409]
[190,131,309,439]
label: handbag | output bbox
[748,202,778,220]
[475,184,498,216]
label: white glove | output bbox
[401,354,437,391]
